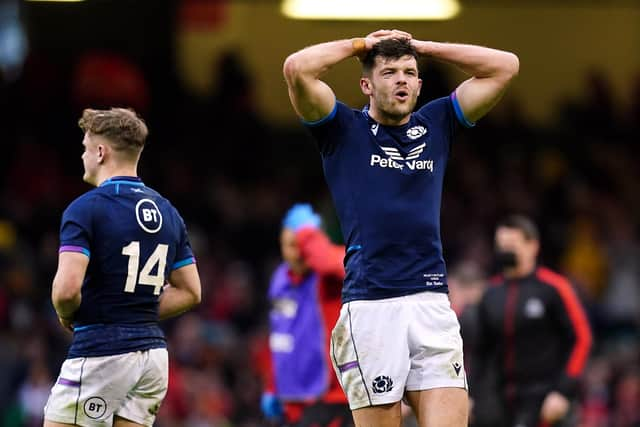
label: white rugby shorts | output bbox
[330,292,467,410]
[44,348,168,426]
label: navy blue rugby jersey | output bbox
[304,93,473,303]
[58,176,195,358]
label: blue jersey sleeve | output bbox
[414,93,471,155]
[171,211,196,271]
[59,195,93,257]
[302,101,357,157]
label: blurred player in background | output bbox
[261,203,352,427]
[471,215,592,427]
[44,108,202,427]
[283,29,519,427]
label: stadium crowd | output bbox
[0,48,638,426]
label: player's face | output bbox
[81,133,100,186]
[362,55,422,123]
[280,228,308,275]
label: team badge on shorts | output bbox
[372,375,393,393]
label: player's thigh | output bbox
[351,401,403,427]
[331,299,410,410]
[113,416,145,427]
[405,388,468,427]
[44,353,142,426]
[114,348,168,427]
[406,293,467,392]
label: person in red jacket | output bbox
[471,215,593,427]
[260,203,352,427]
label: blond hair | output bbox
[78,108,148,155]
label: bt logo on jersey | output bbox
[135,198,163,233]
[142,208,159,222]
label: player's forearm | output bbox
[52,281,81,319]
[158,284,201,320]
[52,290,81,319]
[283,39,360,84]
[413,41,519,81]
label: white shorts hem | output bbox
[406,378,468,392]
[44,413,76,425]
[44,413,96,427]
[350,396,403,410]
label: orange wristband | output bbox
[352,38,367,56]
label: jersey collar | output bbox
[99,176,144,187]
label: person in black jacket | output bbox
[471,215,593,427]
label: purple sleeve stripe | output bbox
[58,377,81,387]
[338,360,360,373]
[172,257,196,270]
[59,245,90,257]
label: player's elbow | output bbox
[502,52,520,81]
[283,53,303,85]
[191,284,202,306]
[186,277,202,307]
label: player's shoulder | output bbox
[333,100,362,119]
[414,95,453,120]
[63,188,101,216]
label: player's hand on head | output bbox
[390,29,412,39]
[283,203,322,232]
[365,29,412,46]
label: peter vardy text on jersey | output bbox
[370,155,434,172]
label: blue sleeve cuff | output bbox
[172,257,196,270]
[450,91,476,128]
[301,100,338,127]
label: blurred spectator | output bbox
[448,260,487,375]
[260,204,351,426]
[472,215,593,427]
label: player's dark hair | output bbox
[78,108,148,154]
[361,38,418,75]
[497,215,540,241]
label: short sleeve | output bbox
[302,101,357,157]
[414,95,459,154]
[171,212,196,270]
[59,197,93,258]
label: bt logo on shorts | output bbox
[84,396,107,419]
[372,375,393,393]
